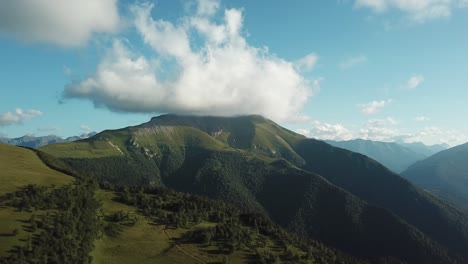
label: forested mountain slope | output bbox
[39,115,468,263]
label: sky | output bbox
[0,0,467,146]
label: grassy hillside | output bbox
[402,142,468,211]
[0,142,364,264]
[38,115,468,263]
[0,144,73,195]
[0,144,74,257]
[90,185,364,264]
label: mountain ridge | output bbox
[402,142,468,212]
[1,132,97,148]
[39,114,468,263]
[325,138,448,173]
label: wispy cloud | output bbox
[0,0,119,47]
[80,125,92,133]
[0,108,43,127]
[297,121,354,141]
[37,126,61,132]
[406,74,424,89]
[294,53,319,72]
[63,0,316,122]
[358,99,392,115]
[415,116,430,122]
[354,0,466,22]
[339,55,368,69]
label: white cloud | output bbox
[396,126,468,146]
[298,116,467,146]
[339,55,368,69]
[415,116,430,121]
[80,125,92,133]
[0,108,43,126]
[359,118,400,141]
[354,0,465,22]
[407,74,424,89]
[368,117,398,126]
[358,99,392,115]
[294,53,319,72]
[0,0,119,47]
[297,118,399,142]
[196,0,220,16]
[297,121,355,141]
[64,1,315,122]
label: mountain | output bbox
[0,143,364,263]
[325,139,428,173]
[39,114,468,263]
[2,132,97,148]
[396,141,449,157]
[402,142,468,212]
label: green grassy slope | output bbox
[0,144,73,195]
[38,115,468,263]
[91,186,364,264]
[0,142,365,264]
[0,144,74,256]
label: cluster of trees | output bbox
[0,180,101,264]
[101,183,366,264]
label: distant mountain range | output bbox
[325,139,449,173]
[38,114,468,263]
[0,132,97,148]
[402,142,468,212]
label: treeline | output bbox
[101,183,367,264]
[0,180,100,264]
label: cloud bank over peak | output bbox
[64,0,317,122]
[0,0,119,47]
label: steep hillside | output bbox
[40,115,468,263]
[0,144,364,264]
[295,139,468,260]
[402,142,468,211]
[0,144,73,196]
[325,139,427,173]
[0,144,74,257]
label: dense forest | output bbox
[0,180,100,263]
[0,177,369,263]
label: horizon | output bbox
[1,0,468,146]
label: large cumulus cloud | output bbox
[63,0,317,122]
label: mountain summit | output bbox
[40,114,468,263]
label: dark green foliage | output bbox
[295,139,468,262]
[39,114,468,264]
[101,183,366,264]
[0,180,100,264]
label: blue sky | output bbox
[0,0,467,146]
